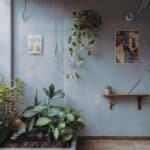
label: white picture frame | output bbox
[28,35,43,55]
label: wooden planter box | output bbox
[0,139,77,150]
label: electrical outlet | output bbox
[28,35,43,55]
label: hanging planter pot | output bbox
[66,9,103,79]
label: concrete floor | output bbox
[77,139,150,150]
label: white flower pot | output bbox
[104,88,112,95]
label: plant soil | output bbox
[1,137,71,148]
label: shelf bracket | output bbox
[109,97,113,110]
[137,96,143,110]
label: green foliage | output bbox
[67,9,102,79]
[0,78,24,125]
[43,83,65,101]
[12,83,85,144]
[65,72,80,80]
[0,78,24,143]
[35,117,51,126]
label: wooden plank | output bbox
[102,92,149,110]
[103,93,149,97]
[79,136,150,140]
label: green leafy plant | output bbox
[0,78,24,144]
[66,9,102,79]
[12,84,84,147]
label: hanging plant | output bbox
[66,9,103,79]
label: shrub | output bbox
[0,78,24,144]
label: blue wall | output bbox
[13,0,65,106]
[0,0,11,81]
[6,0,150,136]
[64,0,150,136]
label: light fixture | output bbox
[125,0,150,22]
[125,12,135,22]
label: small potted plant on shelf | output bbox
[0,78,24,145]
[2,84,84,149]
[103,86,113,95]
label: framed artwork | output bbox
[115,31,139,64]
[28,35,43,55]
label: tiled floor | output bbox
[77,139,150,150]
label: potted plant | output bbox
[66,9,103,79]
[3,84,84,149]
[0,78,24,145]
[103,86,113,95]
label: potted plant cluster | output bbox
[0,83,85,149]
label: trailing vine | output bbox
[66,9,102,79]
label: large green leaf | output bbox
[17,126,26,135]
[33,105,47,112]
[34,90,39,106]
[28,118,35,132]
[66,113,75,122]
[53,128,59,140]
[60,127,73,141]
[60,127,73,136]
[59,122,66,129]
[75,72,80,79]
[54,90,63,95]
[51,92,65,101]
[23,109,37,118]
[35,117,51,127]
[43,88,50,98]
[63,134,73,142]
[59,111,65,122]
[49,84,55,98]
[47,108,60,117]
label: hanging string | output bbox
[22,0,28,21]
[138,0,150,15]
[128,64,150,93]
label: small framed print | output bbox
[115,31,139,64]
[28,35,43,55]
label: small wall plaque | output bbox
[28,35,43,55]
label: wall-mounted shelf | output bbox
[103,93,149,110]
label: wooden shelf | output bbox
[103,93,149,110]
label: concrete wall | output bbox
[13,0,65,105]
[64,0,150,136]
[0,0,11,81]
[2,0,150,136]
